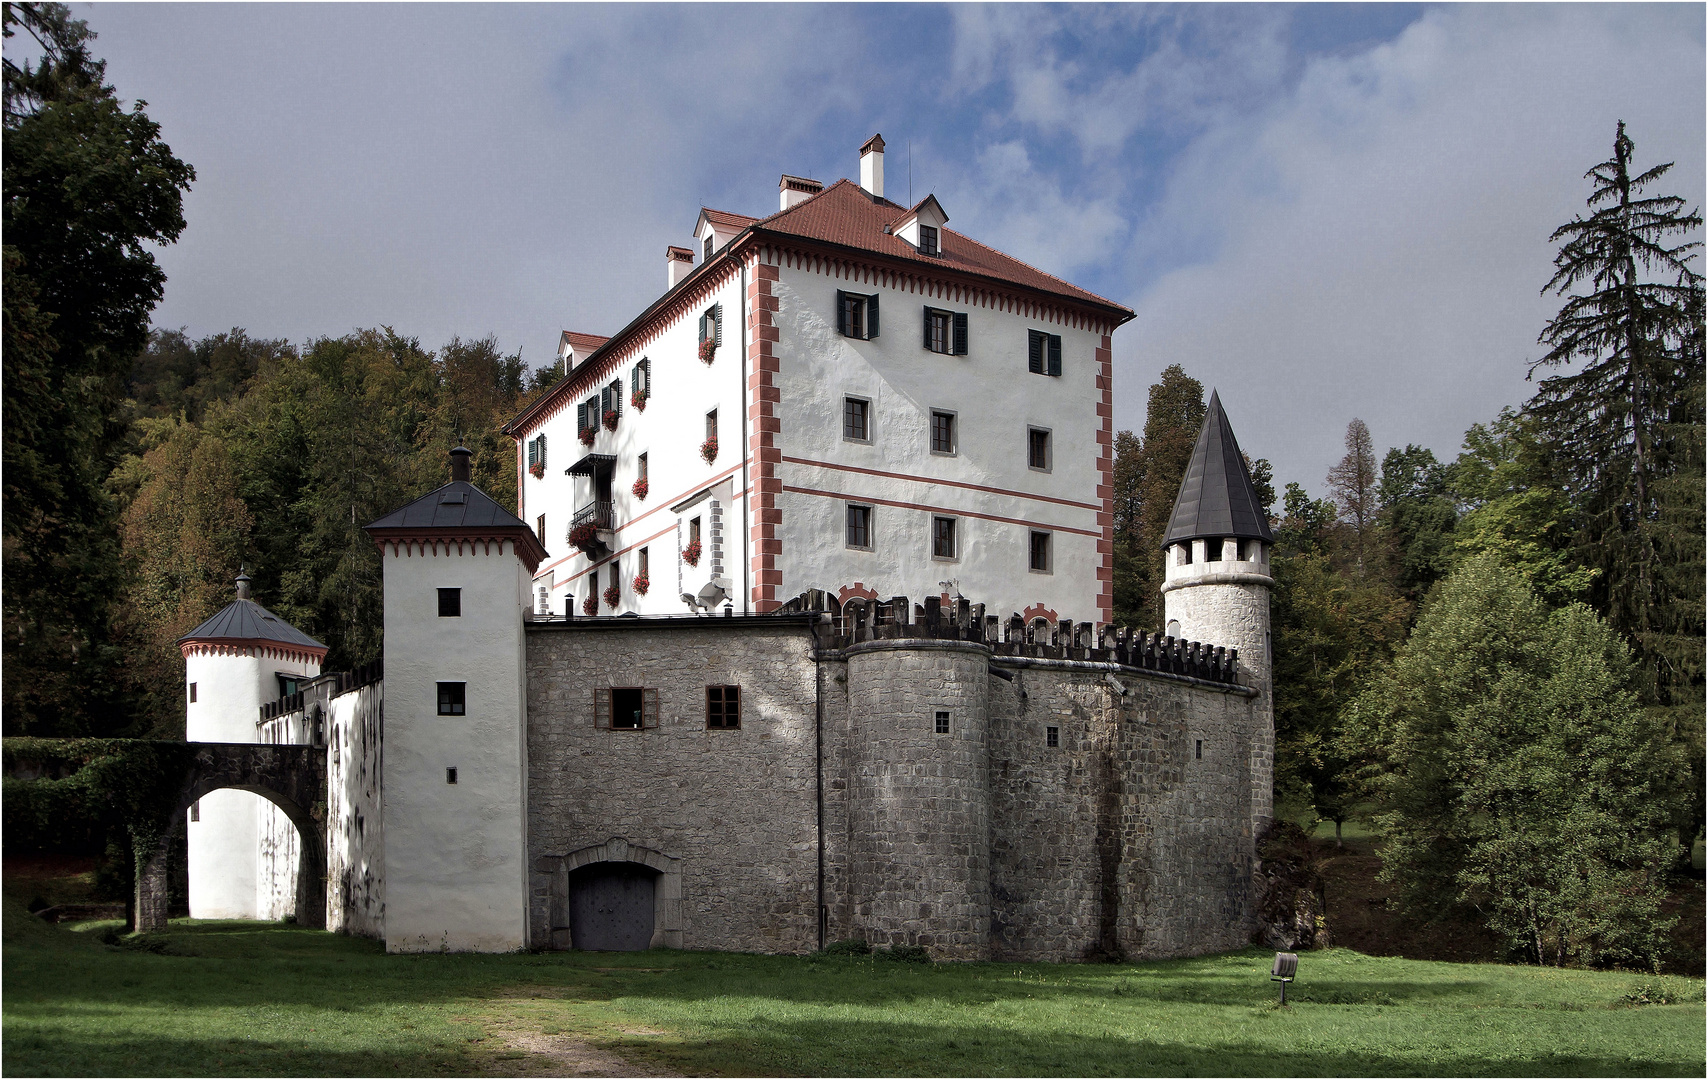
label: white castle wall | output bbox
[382,538,531,953]
[326,680,385,937]
[185,646,318,919]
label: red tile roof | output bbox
[560,331,610,351]
[701,207,760,229]
[748,179,1130,314]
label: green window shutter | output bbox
[1028,330,1043,374]
[835,290,848,336]
[922,306,933,349]
[538,434,546,465]
[713,303,723,345]
[866,293,879,338]
[612,378,622,416]
[576,403,586,431]
[952,312,968,355]
[698,313,707,344]
[528,438,538,469]
[601,385,611,416]
[1047,335,1062,376]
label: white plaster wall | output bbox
[520,268,750,617]
[327,682,385,937]
[382,540,531,952]
[770,261,1106,620]
[184,647,318,920]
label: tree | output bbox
[1344,555,1681,966]
[1123,365,1205,630]
[1378,444,1457,597]
[1530,121,1705,708]
[1110,429,1145,626]
[1326,418,1377,576]
[3,2,195,735]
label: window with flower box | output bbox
[631,357,650,409]
[527,435,547,476]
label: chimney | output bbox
[859,133,885,199]
[667,245,695,288]
[449,445,472,483]
[235,570,252,600]
[778,174,824,212]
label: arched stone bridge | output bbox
[135,742,327,932]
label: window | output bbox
[1028,330,1063,376]
[707,685,741,729]
[843,396,871,442]
[437,682,466,716]
[189,682,197,704]
[919,225,939,256]
[1029,530,1052,573]
[1207,538,1224,562]
[1046,725,1059,748]
[698,304,723,347]
[703,234,713,261]
[1195,739,1203,760]
[596,687,658,730]
[527,434,547,471]
[632,356,650,398]
[689,516,701,547]
[578,395,600,435]
[1028,427,1051,471]
[278,674,302,698]
[638,452,648,484]
[639,547,649,579]
[601,378,623,420]
[846,503,873,549]
[836,290,880,339]
[536,515,546,542]
[706,409,718,440]
[608,562,620,594]
[932,516,958,560]
[438,588,461,617]
[934,711,950,734]
[446,767,459,785]
[930,410,956,455]
[923,307,968,355]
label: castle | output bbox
[177,137,1276,960]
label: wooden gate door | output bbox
[566,862,656,950]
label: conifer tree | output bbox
[1326,418,1378,576]
[1126,365,1205,630]
[1530,121,1705,708]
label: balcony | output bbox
[572,501,613,531]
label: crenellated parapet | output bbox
[773,589,1243,686]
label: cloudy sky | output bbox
[77,3,1705,494]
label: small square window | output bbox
[437,682,466,716]
[611,687,644,729]
[1046,726,1059,748]
[919,225,939,256]
[707,685,741,729]
[189,682,197,703]
[446,767,459,785]
[932,516,957,560]
[846,504,873,550]
[930,410,956,455]
[438,588,461,617]
[1028,428,1051,471]
[1029,531,1052,573]
[844,397,871,442]
[934,711,950,734]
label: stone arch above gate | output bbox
[135,743,328,932]
[536,837,683,950]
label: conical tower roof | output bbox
[1162,390,1274,548]
[178,574,328,659]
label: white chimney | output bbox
[859,133,885,199]
[667,245,694,289]
[778,174,824,212]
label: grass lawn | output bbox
[3,899,1703,1078]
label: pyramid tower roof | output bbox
[1162,390,1274,548]
[178,575,328,661]
[364,478,549,573]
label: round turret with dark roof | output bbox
[1162,390,1275,549]
[178,572,328,664]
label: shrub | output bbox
[817,938,872,956]
[876,944,933,964]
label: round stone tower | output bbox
[178,572,327,919]
[1158,390,1275,827]
[844,630,992,960]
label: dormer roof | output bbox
[178,596,328,659]
[896,193,948,230]
[695,207,760,236]
[1163,391,1275,548]
[364,480,549,572]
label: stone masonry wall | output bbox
[525,619,822,954]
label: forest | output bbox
[3,3,1701,969]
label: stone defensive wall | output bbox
[524,589,1267,962]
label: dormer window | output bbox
[919,225,938,256]
[703,234,712,261]
[895,194,949,255]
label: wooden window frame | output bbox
[438,587,461,617]
[846,502,873,550]
[931,515,958,561]
[596,686,659,730]
[843,396,872,443]
[930,409,957,456]
[1029,530,1052,574]
[1027,329,1063,376]
[1027,426,1052,472]
[706,685,741,729]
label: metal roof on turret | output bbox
[178,598,326,652]
[363,480,550,572]
[1162,390,1274,548]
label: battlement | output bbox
[258,659,383,723]
[772,590,1243,686]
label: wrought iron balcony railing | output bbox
[572,500,613,531]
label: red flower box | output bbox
[632,574,650,596]
[631,478,649,501]
[579,427,596,447]
[698,338,717,365]
[682,539,702,567]
[603,409,618,432]
[699,436,718,464]
[567,523,601,551]
[631,389,648,412]
[582,595,598,616]
[528,462,545,479]
[603,585,621,609]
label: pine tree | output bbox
[1326,418,1378,576]
[1127,366,1205,630]
[1530,121,1705,708]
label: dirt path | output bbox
[467,989,685,1078]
